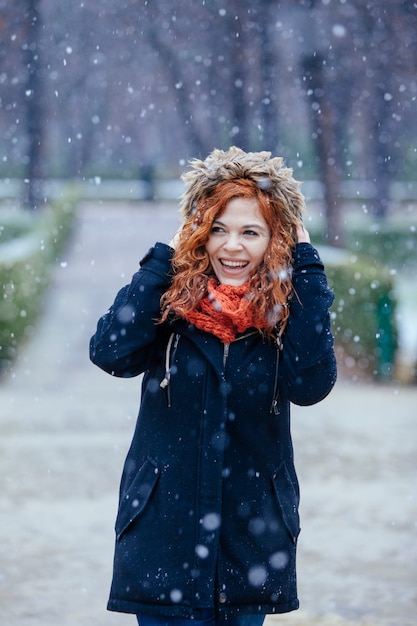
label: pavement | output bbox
[0,201,416,626]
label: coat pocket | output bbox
[271,461,301,544]
[115,456,160,541]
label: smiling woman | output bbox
[90,146,337,626]
[164,178,295,343]
[162,172,309,339]
[205,196,270,287]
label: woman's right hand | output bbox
[169,227,183,250]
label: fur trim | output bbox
[180,146,306,221]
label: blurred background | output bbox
[0,0,416,223]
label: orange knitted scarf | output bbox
[180,277,266,343]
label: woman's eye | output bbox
[211,226,224,233]
[244,230,258,236]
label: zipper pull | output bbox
[160,372,170,389]
[223,342,230,367]
[271,399,280,416]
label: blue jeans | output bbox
[136,612,265,626]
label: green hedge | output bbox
[0,198,76,371]
[321,248,398,380]
[311,220,417,271]
[343,225,417,271]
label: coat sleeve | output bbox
[89,242,173,377]
[280,242,337,406]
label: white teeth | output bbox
[221,260,247,268]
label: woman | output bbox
[90,147,337,626]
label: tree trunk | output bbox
[258,0,279,152]
[23,0,44,210]
[146,25,208,159]
[369,88,392,218]
[225,7,252,151]
[302,54,343,246]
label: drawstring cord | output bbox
[270,330,284,415]
[160,332,175,389]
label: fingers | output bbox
[169,225,184,250]
[295,223,310,244]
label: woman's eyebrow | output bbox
[242,223,268,232]
[213,219,268,232]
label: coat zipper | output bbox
[161,330,281,411]
[222,331,281,415]
[222,331,258,368]
[223,343,230,367]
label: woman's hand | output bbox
[169,227,183,250]
[295,223,311,244]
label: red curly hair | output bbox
[160,178,297,337]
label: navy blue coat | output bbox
[90,241,336,619]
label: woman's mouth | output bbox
[220,259,249,269]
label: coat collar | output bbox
[169,318,225,378]
[168,318,264,380]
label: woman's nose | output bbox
[223,234,242,251]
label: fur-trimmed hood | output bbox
[180,146,306,223]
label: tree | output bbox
[302,53,343,245]
[357,1,417,217]
[22,0,45,210]
[297,0,417,221]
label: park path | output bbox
[0,201,415,626]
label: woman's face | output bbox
[205,196,271,286]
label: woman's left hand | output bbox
[295,223,311,244]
